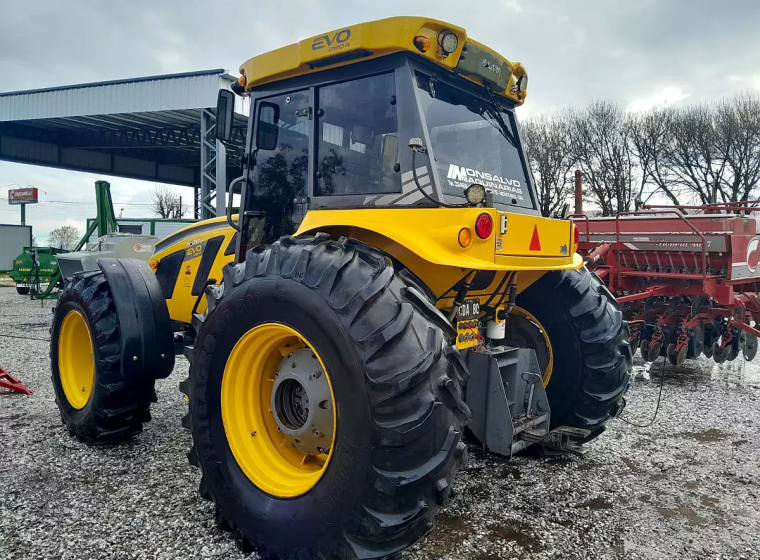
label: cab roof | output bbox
[238,16,527,105]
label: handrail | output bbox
[615,209,707,286]
[643,201,760,213]
[569,214,590,244]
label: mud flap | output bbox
[98,258,174,380]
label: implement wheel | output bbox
[744,333,758,361]
[16,285,30,296]
[514,267,631,437]
[712,340,729,364]
[183,235,470,559]
[50,271,156,444]
[639,338,651,360]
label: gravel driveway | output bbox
[1,287,759,560]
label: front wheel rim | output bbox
[58,309,95,409]
[221,323,336,498]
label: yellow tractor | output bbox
[50,16,631,559]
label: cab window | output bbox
[248,89,310,245]
[315,72,400,196]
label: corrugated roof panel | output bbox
[62,148,112,171]
[0,71,232,121]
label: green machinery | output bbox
[11,180,119,299]
[10,246,66,296]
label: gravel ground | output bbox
[1,286,759,560]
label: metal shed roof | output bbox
[0,69,247,192]
[0,69,249,120]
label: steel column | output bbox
[200,109,227,220]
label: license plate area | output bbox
[456,298,481,350]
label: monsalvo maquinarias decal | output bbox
[446,164,525,202]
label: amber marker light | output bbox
[458,227,473,248]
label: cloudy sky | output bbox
[2,0,759,241]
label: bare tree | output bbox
[568,101,636,215]
[48,225,80,250]
[628,108,682,207]
[522,113,575,216]
[715,93,760,202]
[152,185,187,219]
[664,103,728,204]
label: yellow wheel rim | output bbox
[58,310,95,409]
[221,323,336,498]
[510,306,554,386]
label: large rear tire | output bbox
[50,271,155,444]
[515,268,632,437]
[182,234,471,559]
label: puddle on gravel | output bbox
[700,495,720,509]
[428,511,471,555]
[576,496,614,510]
[621,457,644,473]
[656,506,707,527]
[680,428,731,442]
[490,521,539,552]
[634,354,760,386]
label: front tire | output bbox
[183,234,470,559]
[50,271,155,444]
[515,267,632,437]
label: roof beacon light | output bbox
[438,30,459,56]
[413,35,432,53]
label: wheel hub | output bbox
[271,348,333,456]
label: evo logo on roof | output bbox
[312,28,351,52]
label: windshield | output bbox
[415,72,534,209]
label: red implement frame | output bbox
[572,203,760,364]
[0,365,32,395]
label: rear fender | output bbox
[98,258,174,379]
[296,208,582,301]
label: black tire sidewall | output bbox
[516,284,584,425]
[191,277,376,551]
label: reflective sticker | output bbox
[529,225,541,251]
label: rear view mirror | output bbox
[256,102,280,151]
[216,90,235,143]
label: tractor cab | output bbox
[216,16,538,255]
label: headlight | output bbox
[438,31,459,56]
[465,183,486,205]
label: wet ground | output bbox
[1,288,759,559]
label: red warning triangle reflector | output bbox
[529,225,541,251]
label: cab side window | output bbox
[315,73,400,196]
[248,90,310,245]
